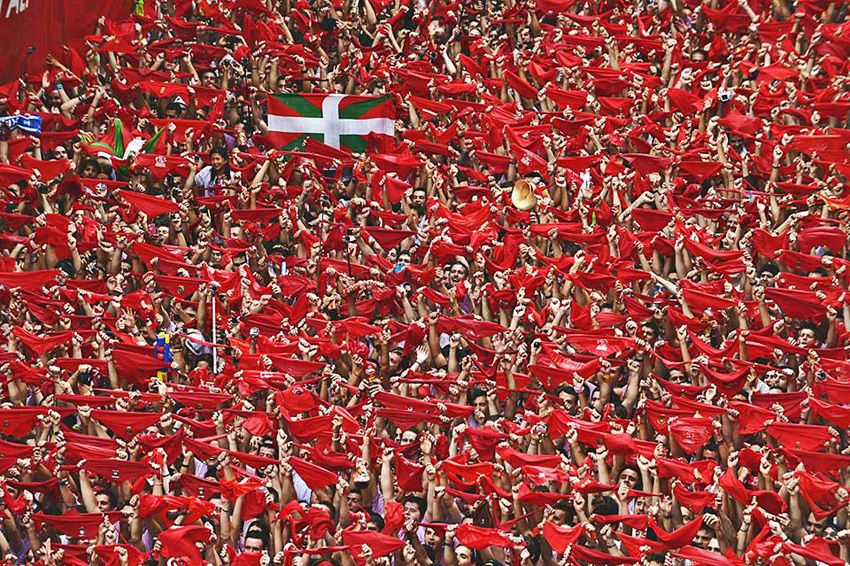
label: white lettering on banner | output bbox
[3,0,29,18]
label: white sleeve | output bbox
[194,166,213,188]
[292,470,313,503]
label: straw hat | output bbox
[511,178,538,211]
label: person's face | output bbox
[450,263,467,284]
[693,527,714,549]
[618,468,639,489]
[401,430,417,444]
[165,107,179,119]
[411,190,426,206]
[641,325,657,343]
[48,90,62,107]
[202,72,217,87]
[211,250,223,266]
[157,226,169,241]
[54,146,68,160]
[258,445,274,459]
[472,395,488,417]
[560,390,578,413]
[552,508,568,526]
[389,347,404,367]
[669,370,685,384]
[806,514,829,535]
[759,271,776,287]
[82,163,97,178]
[347,491,362,509]
[403,501,422,522]
[95,493,113,512]
[211,153,226,171]
[798,328,816,347]
[243,537,264,553]
[424,527,441,547]
[456,546,473,566]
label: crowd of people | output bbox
[1,0,850,564]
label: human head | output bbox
[210,147,228,172]
[243,528,268,553]
[94,490,116,512]
[403,495,426,523]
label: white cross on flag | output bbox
[267,93,394,152]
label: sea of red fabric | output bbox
[0,0,849,566]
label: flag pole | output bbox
[345,227,353,277]
[210,282,219,372]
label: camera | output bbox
[249,327,260,338]
[718,90,733,103]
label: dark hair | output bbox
[210,147,229,161]
[552,500,576,524]
[758,264,779,276]
[799,321,819,338]
[94,489,117,509]
[618,465,642,490]
[78,158,100,176]
[260,441,277,458]
[165,102,185,115]
[641,321,661,337]
[404,495,427,517]
[207,147,232,184]
[367,510,385,531]
[467,387,487,404]
[56,258,76,278]
[591,495,618,517]
[245,527,269,547]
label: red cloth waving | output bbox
[117,189,179,217]
[341,529,406,558]
[454,524,514,549]
[763,287,827,319]
[157,525,211,565]
[669,417,715,454]
[289,456,338,490]
[542,521,585,553]
[90,410,164,440]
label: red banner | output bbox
[0,0,126,84]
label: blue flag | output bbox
[0,114,42,135]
